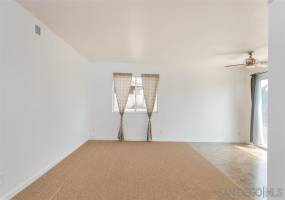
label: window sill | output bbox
[112,111,158,114]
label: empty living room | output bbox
[0,0,284,200]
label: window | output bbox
[113,76,158,112]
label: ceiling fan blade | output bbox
[254,64,268,68]
[217,49,255,56]
[245,65,256,69]
[224,64,245,68]
[256,60,268,65]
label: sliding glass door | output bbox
[252,73,268,149]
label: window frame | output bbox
[112,75,158,113]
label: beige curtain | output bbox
[142,74,160,141]
[113,73,132,141]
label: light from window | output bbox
[113,76,158,112]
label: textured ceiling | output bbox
[17,0,268,64]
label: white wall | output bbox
[0,1,5,194]
[0,1,89,199]
[268,1,285,199]
[87,61,250,143]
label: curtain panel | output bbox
[141,74,160,141]
[113,73,133,141]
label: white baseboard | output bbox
[0,139,88,200]
[90,136,245,143]
[90,136,118,141]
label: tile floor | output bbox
[192,143,267,200]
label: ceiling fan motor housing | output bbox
[245,57,256,66]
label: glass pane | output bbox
[136,76,143,86]
[126,85,136,111]
[113,85,136,112]
[113,94,119,111]
[153,96,158,112]
[253,77,268,148]
[136,87,146,111]
[131,77,136,86]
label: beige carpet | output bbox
[13,141,251,200]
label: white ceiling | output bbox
[17,0,268,64]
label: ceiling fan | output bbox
[224,51,268,68]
